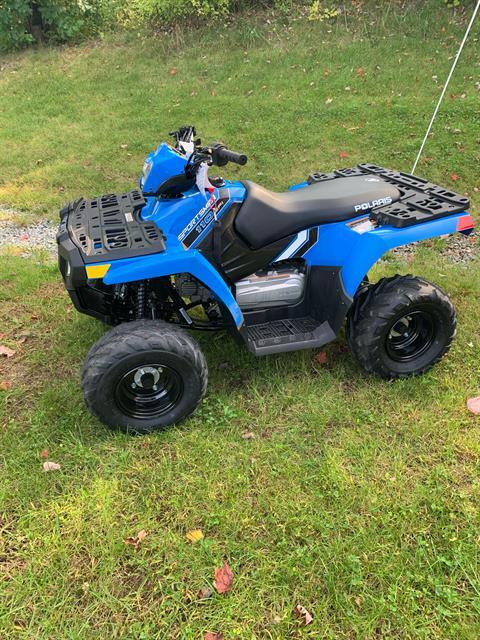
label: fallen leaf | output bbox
[325,97,333,104]
[314,351,328,365]
[242,431,255,440]
[170,67,177,75]
[186,529,204,543]
[31,314,39,320]
[43,461,61,472]
[450,173,459,181]
[293,604,313,625]
[467,397,480,415]
[120,144,128,149]
[16,333,29,344]
[323,69,331,76]
[356,67,365,76]
[211,89,217,97]
[214,562,233,594]
[0,381,13,391]
[0,345,16,358]
[354,595,362,607]
[124,529,148,547]
[339,151,349,159]
[197,586,213,599]
[19,234,29,241]
[40,449,49,459]
[205,633,223,640]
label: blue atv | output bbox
[57,126,474,434]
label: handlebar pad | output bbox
[212,144,248,166]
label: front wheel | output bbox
[82,320,208,434]
[346,275,456,379]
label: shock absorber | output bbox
[135,282,146,319]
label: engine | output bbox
[235,264,305,310]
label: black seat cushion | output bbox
[235,177,400,249]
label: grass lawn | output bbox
[1,2,480,638]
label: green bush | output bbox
[1,0,472,52]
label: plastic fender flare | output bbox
[340,214,462,297]
[102,246,244,328]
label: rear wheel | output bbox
[346,275,456,379]
[82,320,208,434]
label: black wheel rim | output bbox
[386,310,436,363]
[114,363,183,420]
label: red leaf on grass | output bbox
[0,381,13,391]
[356,67,365,77]
[205,633,224,640]
[170,67,177,75]
[293,604,313,625]
[450,173,459,181]
[467,397,480,415]
[0,345,15,358]
[339,151,349,159]
[314,350,328,365]
[40,449,49,459]
[214,562,233,594]
[124,529,148,547]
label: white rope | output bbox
[411,0,480,174]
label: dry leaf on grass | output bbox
[293,604,313,625]
[314,350,328,365]
[0,381,13,391]
[40,449,49,459]
[205,633,224,640]
[450,173,459,181]
[170,67,177,75]
[467,397,480,415]
[197,586,213,600]
[43,461,61,472]
[0,345,16,358]
[214,562,233,594]
[339,151,349,160]
[124,529,148,547]
[242,431,255,440]
[186,529,204,543]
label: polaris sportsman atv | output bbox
[57,126,474,434]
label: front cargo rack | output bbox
[308,164,470,228]
[63,190,165,263]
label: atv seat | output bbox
[235,177,400,249]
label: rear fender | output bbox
[303,212,474,297]
[101,245,244,328]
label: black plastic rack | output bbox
[66,190,165,263]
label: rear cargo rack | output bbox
[308,164,469,228]
[67,190,165,263]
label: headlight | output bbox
[141,160,153,186]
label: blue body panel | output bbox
[90,139,472,329]
[300,213,464,297]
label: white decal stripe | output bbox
[274,230,309,261]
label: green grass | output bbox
[1,3,480,638]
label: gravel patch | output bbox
[390,230,478,265]
[0,219,57,257]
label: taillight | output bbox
[456,214,475,234]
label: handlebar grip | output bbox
[220,149,248,166]
[213,145,248,166]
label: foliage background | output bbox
[0,0,475,51]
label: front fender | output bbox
[102,245,244,328]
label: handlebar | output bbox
[211,143,248,167]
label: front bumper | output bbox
[57,190,166,323]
